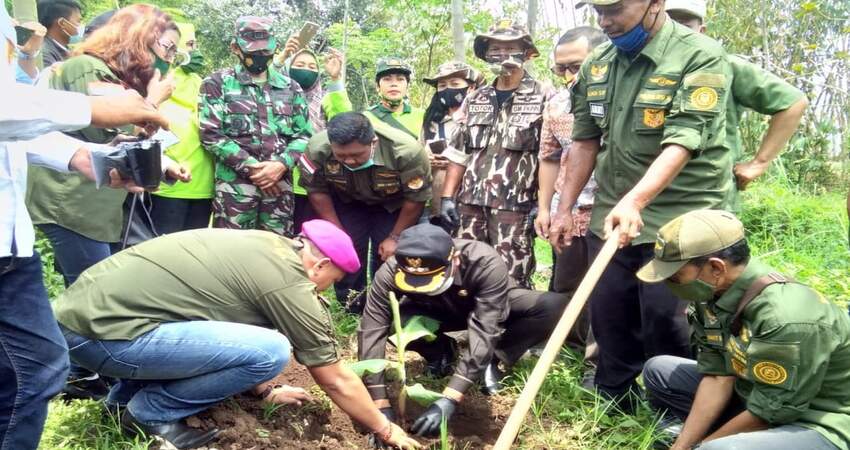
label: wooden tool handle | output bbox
[493,229,621,450]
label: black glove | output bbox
[410,396,457,437]
[367,407,397,449]
[440,197,459,229]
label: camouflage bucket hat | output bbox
[422,61,485,88]
[375,56,413,82]
[234,16,277,53]
[473,18,539,61]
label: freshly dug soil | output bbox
[184,359,512,450]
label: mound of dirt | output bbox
[183,360,511,450]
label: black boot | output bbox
[121,410,219,449]
[480,360,505,396]
[62,373,111,401]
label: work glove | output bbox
[439,197,460,229]
[367,407,397,449]
[410,397,457,437]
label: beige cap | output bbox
[665,0,707,19]
[637,209,745,283]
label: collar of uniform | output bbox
[622,15,675,66]
[488,70,536,94]
[712,257,772,313]
[372,100,412,115]
[234,64,290,89]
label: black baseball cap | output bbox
[393,224,456,295]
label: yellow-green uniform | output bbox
[569,19,736,398]
[690,258,850,450]
[299,119,432,303]
[364,101,425,140]
[724,56,805,212]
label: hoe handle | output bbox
[493,229,621,450]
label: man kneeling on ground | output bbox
[638,209,850,450]
[53,221,420,450]
[358,223,568,437]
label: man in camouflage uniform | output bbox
[199,16,311,237]
[439,19,552,288]
[363,57,425,139]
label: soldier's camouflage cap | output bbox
[375,56,413,82]
[234,16,277,54]
[637,210,745,283]
[666,0,707,20]
[473,18,539,61]
[422,61,485,88]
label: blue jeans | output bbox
[0,253,70,450]
[61,321,290,425]
[38,223,112,287]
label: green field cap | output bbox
[637,209,744,282]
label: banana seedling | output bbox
[348,292,444,422]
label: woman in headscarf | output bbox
[275,37,352,231]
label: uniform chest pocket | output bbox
[633,88,674,135]
[324,160,348,189]
[503,113,541,152]
[223,94,256,137]
[270,92,294,116]
[465,103,496,151]
[373,168,401,196]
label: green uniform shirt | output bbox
[299,120,432,212]
[571,20,735,244]
[690,258,850,449]
[155,67,215,200]
[364,101,425,140]
[26,55,131,242]
[724,56,805,212]
[53,229,339,367]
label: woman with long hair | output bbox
[28,4,181,288]
[25,4,187,403]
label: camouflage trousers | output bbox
[212,178,294,237]
[456,203,535,288]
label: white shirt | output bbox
[1,4,93,257]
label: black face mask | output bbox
[438,87,467,109]
[239,52,273,75]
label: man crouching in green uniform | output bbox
[52,222,421,450]
[640,209,850,450]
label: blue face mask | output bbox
[61,18,84,44]
[610,5,653,57]
[342,144,376,172]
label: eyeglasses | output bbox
[156,38,178,60]
[551,63,583,76]
[240,30,270,41]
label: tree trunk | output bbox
[528,0,539,36]
[451,0,465,62]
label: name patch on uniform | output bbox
[469,104,495,114]
[637,91,673,105]
[590,103,605,118]
[511,103,544,114]
[587,87,607,101]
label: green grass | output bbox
[37,180,850,449]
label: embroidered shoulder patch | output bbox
[752,361,788,385]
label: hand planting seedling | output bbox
[349,292,445,423]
